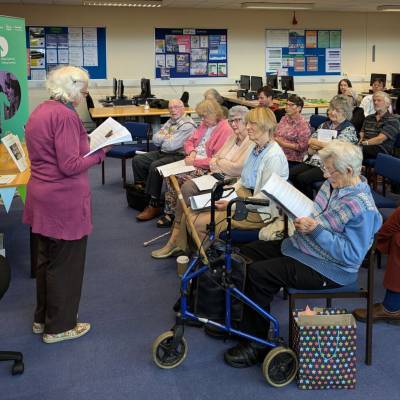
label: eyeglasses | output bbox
[321,165,339,177]
[169,105,184,110]
[228,118,243,125]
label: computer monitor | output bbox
[140,78,152,99]
[370,73,386,86]
[266,74,278,90]
[281,75,294,92]
[112,77,117,99]
[391,73,400,89]
[250,76,263,93]
[239,75,250,91]
[117,79,124,99]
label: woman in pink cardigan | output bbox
[155,99,233,227]
[23,66,108,344]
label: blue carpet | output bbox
[1,158,399,399]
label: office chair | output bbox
[0,255,24,375]
[288,240,376,365]
[101,121,151,187]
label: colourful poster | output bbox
[305,31,317,48]
[318,31,330,48]
[0,16,29,141]
[289,30,305,55]
[330,31,341,48]
[176,35,191,53]
[306,56,318,71]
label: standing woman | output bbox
[23,66,108,343]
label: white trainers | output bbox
[32,322,45,334]
[42,323,91,344]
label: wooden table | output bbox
[0,144,30,188]
[222,94,329,114]
[89,105,194,120]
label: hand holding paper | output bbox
[85,117,132,157]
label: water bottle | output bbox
[144,100,150,111]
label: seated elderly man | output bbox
[274,94,311,167]
[133,99,196,221]
[223,141,382,368]
[359,91,400,159]
[360,77,392,117]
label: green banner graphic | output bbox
[0,15,29,141]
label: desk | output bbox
[222,94,329,114]
[89,105,194,120]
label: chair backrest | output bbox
[123,121,151,144]
[0,256,10,300]
[374,153,400,184]
[309,114,328,130]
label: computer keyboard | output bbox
[113,98,135,106]
[385,89,400,96]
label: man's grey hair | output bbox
[329,94,353,121]
[203,88,224,105]
[228,105,249,120]
[373,91,391,108]
[319,141,363,177]
[46,65,89,104]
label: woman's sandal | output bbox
[156,214,174,228]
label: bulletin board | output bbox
[265,29,341,76]
[154,28,228,79]
[25,26,107,80]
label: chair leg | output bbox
[288,295,295,349]
[101,161,105,185]
[326,298,332,308]
[121,159,126,187]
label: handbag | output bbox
[192,243,246,322]
[125,184,148,211]
[292,308,357,390]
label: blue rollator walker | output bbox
[152,177,298,387]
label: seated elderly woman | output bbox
[152,105,252,258]
[223,141,382,368]
[203,88,229,118]
[289,95,358,199]
[157,99,233,227]
[153,107,289,257]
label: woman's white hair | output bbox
[319,141,363,177]
[46,65,89,104]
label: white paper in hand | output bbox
[317,129,337,142]
[262,172,314,218]
[85,117,132,157]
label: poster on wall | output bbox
[155,28,228,79]
[0,15,29,142]
[265,29,341,77]
[26,26,107,80]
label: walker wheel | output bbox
[262,346,298,387]
[152,330,188,369]
[12,360,24,375]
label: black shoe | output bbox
[204,324,229,340]
[224,341,269,368]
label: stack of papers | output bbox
[191,174,219,191]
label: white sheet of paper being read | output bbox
[84,117,132,157]
[0,175,17,184]
[261,172,314,218]
[189,190,237,211]
[317,129,337,142]
[191,174,218,191]
[156,160,196,177]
